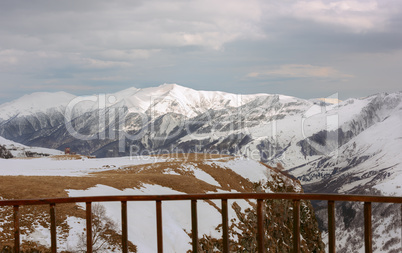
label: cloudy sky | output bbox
[0,0,401,103]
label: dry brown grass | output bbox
[10,157,39,160]
[0,153,262,250]
[102,159,255,193]
[151,152,234,162]
[50,154,87,160]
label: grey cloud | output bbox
[0,0,401,104]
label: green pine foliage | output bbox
[194,174,325,252]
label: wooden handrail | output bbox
[1,193,401,253]
[1,193,402,206]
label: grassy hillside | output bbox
[0,154,324,252]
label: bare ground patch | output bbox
[50,154,89,160]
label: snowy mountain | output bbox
[0,84,265,123]
[289,93,402,252]
[0,83,310,156]
[113,83,267,118]
[0,154,323,252]
[0,84,401,252]
[0,91,76,120]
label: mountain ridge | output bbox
[0,83,302,121]
[0,84,401,252]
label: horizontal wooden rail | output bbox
[1,193,402,206]
[1,193,401,253]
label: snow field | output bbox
[67,184,254,252]
[0,156,166,176]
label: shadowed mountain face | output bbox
[1,84,401,252]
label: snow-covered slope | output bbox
[0,136,63,157]
[0,155,323,252]
[288,93,402,252]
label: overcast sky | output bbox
[0,0,401,103]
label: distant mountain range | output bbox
[1,84,401,252]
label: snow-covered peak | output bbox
[110,87,140,101]
[0,84,301,120]
[0,91,76,120]
[106,83,275,117]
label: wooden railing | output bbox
[1,193,402,253]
